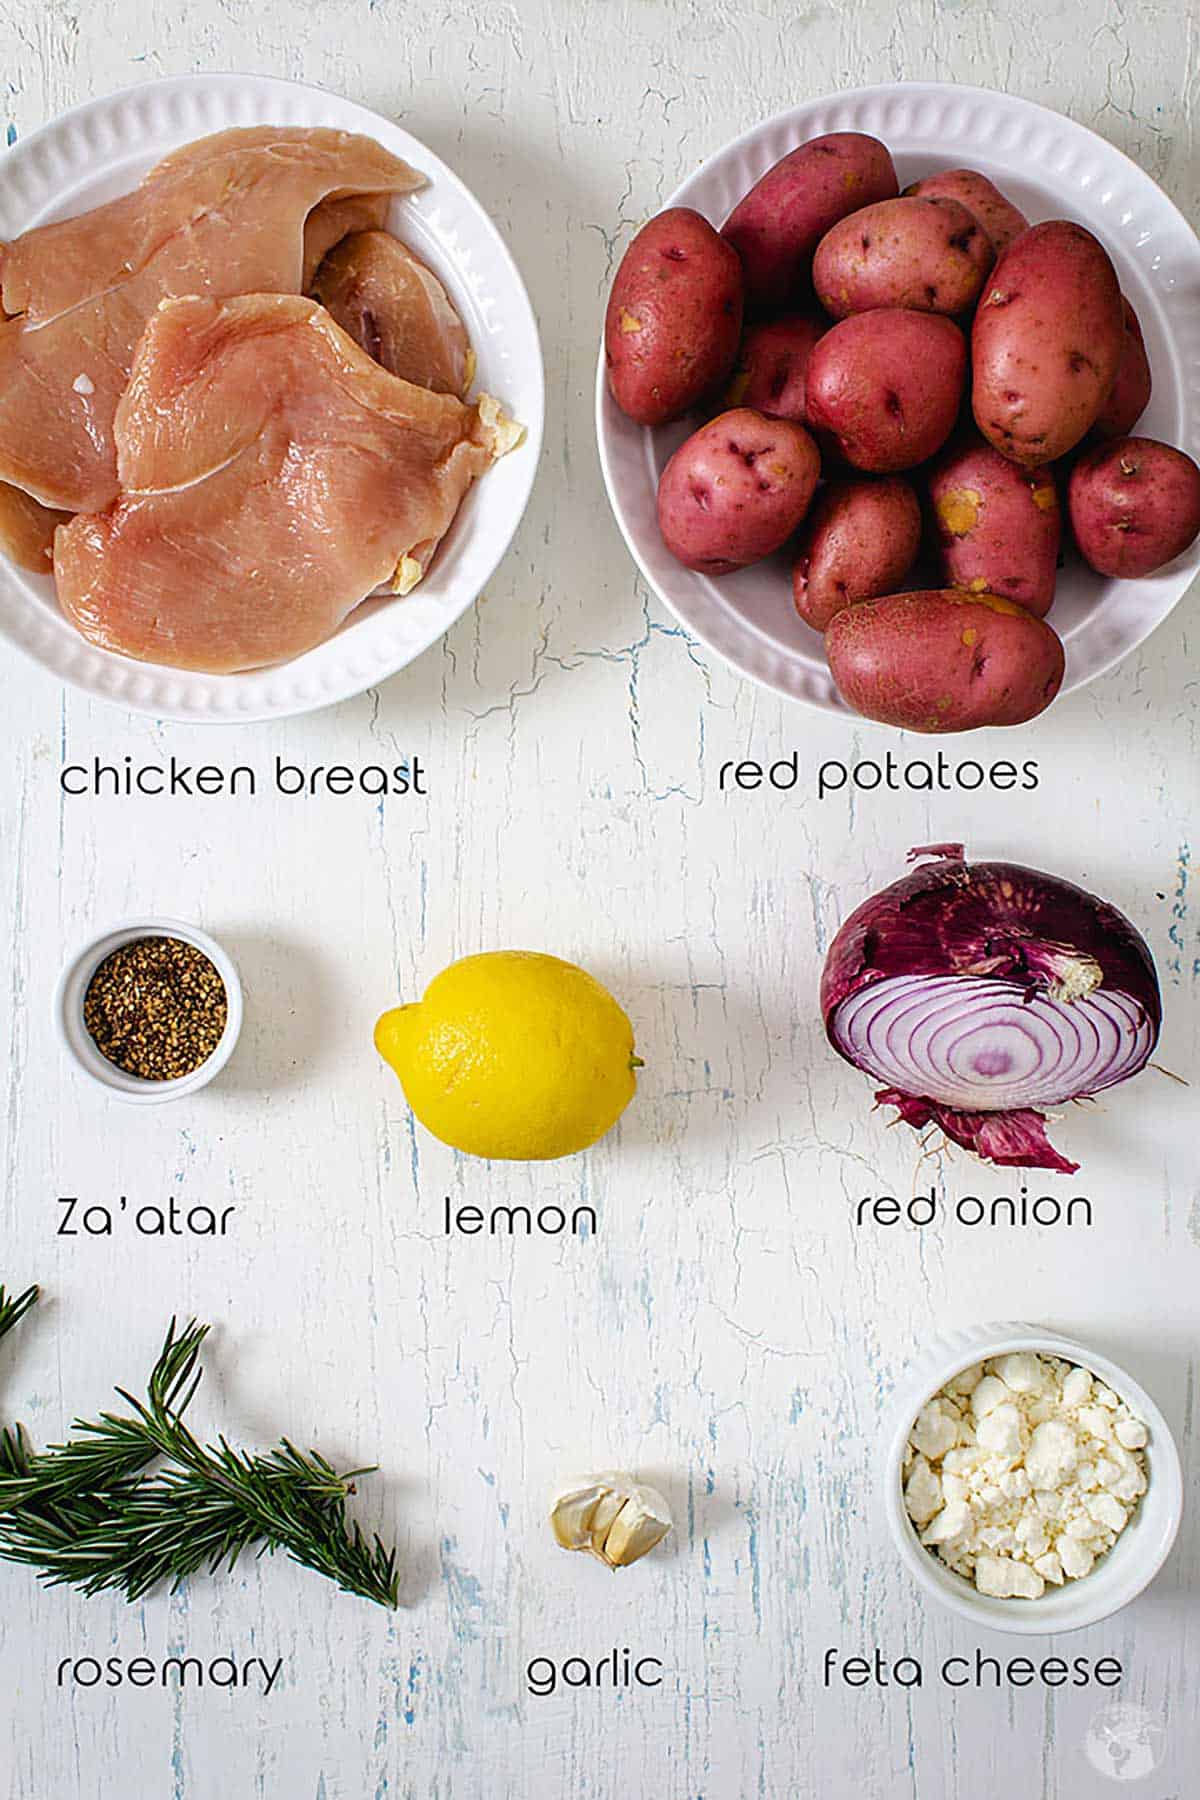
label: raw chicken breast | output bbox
[0,128,422,513]
[302,194,391,288]
[311,230,473,395]
[55,294,522,674]
[0,481,69,573]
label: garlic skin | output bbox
[550,1472,672,1569]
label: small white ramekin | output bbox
[883,1323,1184,1635]
[54,918,243,1104]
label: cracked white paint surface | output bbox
[0,2,1197,1795]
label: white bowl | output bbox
[597,81,1200,714]
[883,1323,1183,1635]
[0,73,544,722]
[54,919,244,1103]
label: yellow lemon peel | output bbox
[375,951,639,1161]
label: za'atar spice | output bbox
[83,936,227,1081]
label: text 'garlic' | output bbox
[550,1473,672,1570]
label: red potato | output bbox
[806,310,967,472]
[825,589,1066,732]
[927,436,1062,617]
[721,132,899,313]
[813,196,993,319]
[971,221,1124,466]
[1093,297,1153,439]
[1068,436,1200,577]
[791,477,921,630]
[656,407,820,574]
[902,170,1029,254]
[605,208,743,425]
[726,314,825,421]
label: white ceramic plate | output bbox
[596,82,1200,713]
[0,73,544,722]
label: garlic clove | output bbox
[549,1480,610,1551]
[550,1473,673,1569]
[597,1484,673,1568]
[587,1489,627,1558]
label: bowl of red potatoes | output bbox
[596,83,1200,731]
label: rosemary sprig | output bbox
[0,1315,203,1513]
[0,1283,39,1342]
[0,1295,397,1608]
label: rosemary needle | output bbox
[0,1293,398,1609]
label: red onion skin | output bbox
[877,1089,1080,1176]
[822,847,1161,1173]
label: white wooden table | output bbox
[0,3,1196,1795]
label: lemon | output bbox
[374,951,640,1160]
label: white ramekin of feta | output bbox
[884,1326,1183,1633]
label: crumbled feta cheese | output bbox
[1078,1404,1115,1441]
[973,1552,1015,1597]
[946,1363,984,1396]
[910,1399,960,1460]
[976,1553,1044,1599]
[903,1456,942,1527]
[1025,1419,1079,1488]
[1061,1366,1092,1409]
[976,1402,1023,1460]
[970,1374,1009,1419]
[1086,1493,1128,1532]
[921,1498,971,1546]
[1033,1550,1064,1585]
[903,1351,1149,1602]
[72,372,95,397]
[1059,1537,1095,1580]
[1095,1456,1122,1490]
[993,1351,1045,1394]
[1010,1561,1045,1599]
[1111,1463,1147,1505]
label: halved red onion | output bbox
[822,846,1161,1173]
